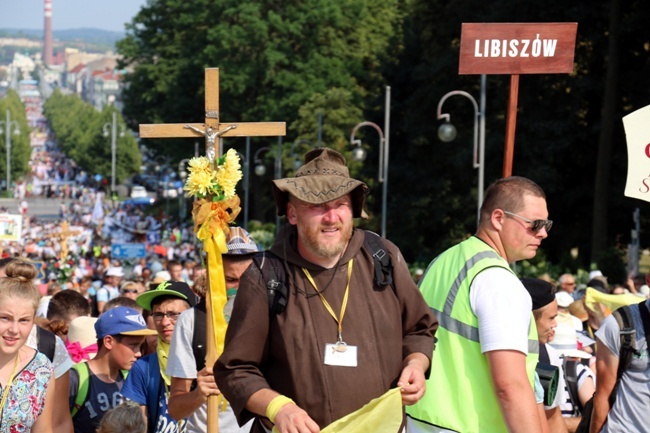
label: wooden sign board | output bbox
[459,22,578,75]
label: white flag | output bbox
[92,192,105,223]
[623,104,650,202]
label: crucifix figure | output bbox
[56,220,81,261]
[184,124,237,162]
[139,67,285,433]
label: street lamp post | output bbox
[254,142,283,234]
[288,139,315,171]
[436,75,487,226]
[0,109,20,194]
[349,86,391,238]
[102,112,126,195]
[178,158,191,220]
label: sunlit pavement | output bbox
[0,197,76,221]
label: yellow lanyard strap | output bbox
[0,353,20,416]
[302,260,354,342]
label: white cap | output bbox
[550,324,591,359]
[106,267,124,277]
[555,291,574,308]
[588,270,603,280]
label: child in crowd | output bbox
[68,306,156,433]
[97,400,146,433]
[0,260,56,432]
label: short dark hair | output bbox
[47,290,91,321]
[479,176,546,225]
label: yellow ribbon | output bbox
[203,230,229,356]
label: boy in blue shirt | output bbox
[122,280,196,433]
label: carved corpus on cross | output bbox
[55,220,81,261]
[139,68,285,433]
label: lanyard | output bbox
[0,353,20,417]
[302,260,354,344]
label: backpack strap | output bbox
[147,357,162,433]
[562,358,581,416]
[254,251,288,316]
[639,300,650,344]
[36,326,57,363]
[71,362,90,418]
[363,231,394,292]
[609,305,638,406]
[193,300,207,373]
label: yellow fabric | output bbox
[266,395,295,424]
[320,388,403,433]
[204,230,229,357]
[270,389,402,433]
[584,287,641,315]
[156,337,171,387]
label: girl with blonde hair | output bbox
[0,259,55,432]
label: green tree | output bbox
[117,0,405,159]
[43,90,141,185]
[0,90,31,189]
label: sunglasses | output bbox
[122,289,139,294]
[503,211,553,233]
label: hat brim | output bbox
[272,176,369,218]
[136,289,189,311]
[119,328,158,336]
[557,349,592,359]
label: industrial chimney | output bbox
[43,0,53,65]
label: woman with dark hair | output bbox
[0,260,55,432]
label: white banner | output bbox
[624,104,650,202]
[0,213,23,242]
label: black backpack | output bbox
[36,326,56,362]
[575,301,649,433]
[192,230,394,370]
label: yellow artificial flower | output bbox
[187,156,211,173]
[213,149,242,198]
[184,170,213,197]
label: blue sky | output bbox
[0,0,149,33]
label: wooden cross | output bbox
[139,67,285,433]
[55,220,81,261]
[139,67,286,161]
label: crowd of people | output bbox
[0,147,648,433]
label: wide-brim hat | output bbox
[137,280,197,310]
[550,324,591,359]
[271,148,369,218]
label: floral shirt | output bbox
[0,352,53,432]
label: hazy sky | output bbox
[0,0,149,33]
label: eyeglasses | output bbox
[152,312,182,322]
[503,211,553,233]
[122,289,138,294]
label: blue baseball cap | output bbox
[95,306,157,339]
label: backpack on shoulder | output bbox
[70,362,128,418]
[261,230,395,315]
[192,230,395,369]
[575,301,648,433]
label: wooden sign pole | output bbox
[503,74,520,177]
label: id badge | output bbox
[324,343,357,367]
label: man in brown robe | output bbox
[215,147,438,433]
